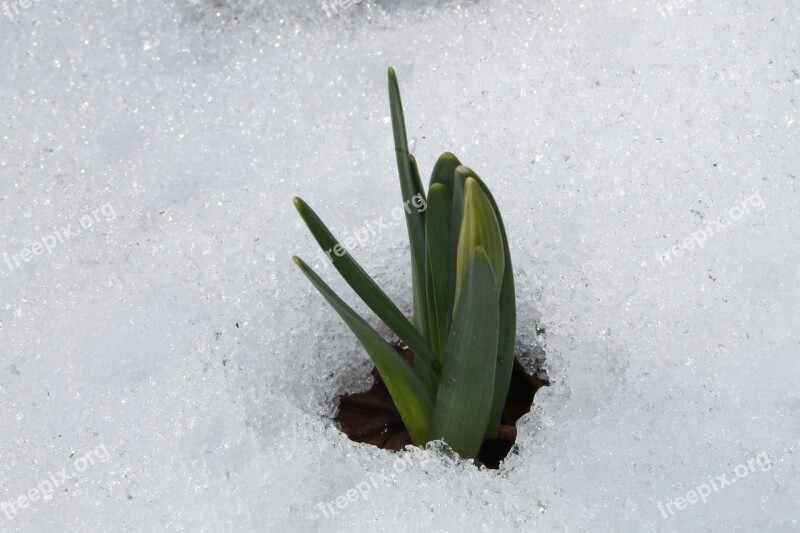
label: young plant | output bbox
[292,68,515,460]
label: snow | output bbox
[1,0,798,531]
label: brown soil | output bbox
[334,341,548,469]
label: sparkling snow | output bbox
[1,0,798,531]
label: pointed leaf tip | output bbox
[387,65,428,338]
[440,152,459,165]
[455,177,506,304]
[293,196,306,212]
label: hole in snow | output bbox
[333,331,549,469]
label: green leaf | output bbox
[455,177,505,305]
[425,183,454,359]
[388,67,428,337]
[424,256,440,364]
[450,167,468,268]
[485,260,516,440]
[427,152,463,356]
[453,168,517,439]
[293,197,440,389]
[292,256,434,444]
[431,248,499,459]
[408,154,429,341]
[429,152,462,189]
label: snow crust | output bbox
[1,0,798,531]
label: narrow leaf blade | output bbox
[425,183,454,358]
[409,154,429,340]
[431,249,499,459]
[453,168,517,439]
[292,256,434,444]
[388,67,428,336]
[293,197,440,388]
[428,152,463,354]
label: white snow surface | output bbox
[1,0,798,531]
